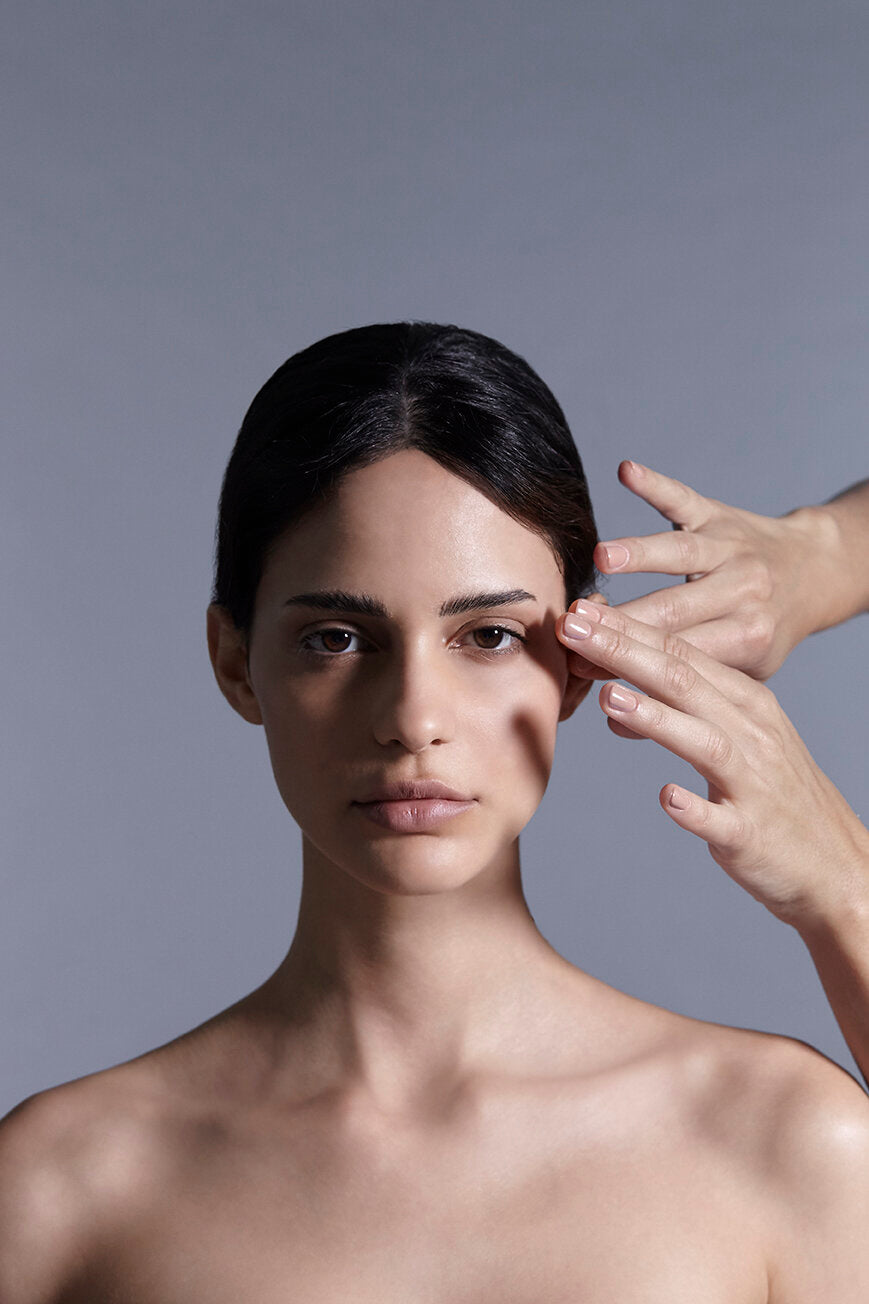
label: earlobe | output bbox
[206,604,264,725]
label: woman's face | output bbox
[208,449,592,894]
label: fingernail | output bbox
[607,683,638,712]
[668,788,690,810]
[572,598,602,620]
[601,544,629,570]
[563,615,592,641]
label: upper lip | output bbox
[355,779,474,803]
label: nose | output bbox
[369,638,458,751]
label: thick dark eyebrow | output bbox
[283,588,537,619]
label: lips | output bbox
[354,779,473,804]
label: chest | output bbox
[66,1105,770,1304]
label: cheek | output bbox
[481,675,562,786]
[257,695,332,815]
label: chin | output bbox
[304,819,511,895]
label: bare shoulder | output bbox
[731,1029,869,1303]
[661,1014,869,1301]
[0,1084,104,1303]
[0,1072,168,1304]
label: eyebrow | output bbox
[283,588,538,619]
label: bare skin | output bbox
[569,463,869,1085]
[591,460,869,679]
[2,449,869,1302]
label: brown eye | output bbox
[299,628,363,657]
[320,630,353,653]
[471,626,524,654]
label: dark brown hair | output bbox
[212,321,599,639]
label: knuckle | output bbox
[661,629,690,661]
[704,728,735,769]
[713,811,746,851]
[730,810,751,849]
[743,606,775,655]
[675,531,700,569]
[741,701,785,759]
[664,656,697,698]
[728,672,760,710]
[656,592,685,629]
[696,801,716,829]
[748,677,777,719]
[607,629,634,664]
[743,557,774,603]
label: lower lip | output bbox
[353,798,477,831]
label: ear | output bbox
[585,589,609,607]
[558,669,595,722]
[206,603,263,725]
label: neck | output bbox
[246,833,592,1113]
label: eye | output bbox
[470,625,526,656]
[297,624,526,660]
[298,627,367,657]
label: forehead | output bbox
[258,449,564,603]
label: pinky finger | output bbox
[659,784,743,848]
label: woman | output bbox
[2,321,868,1302]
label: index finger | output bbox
[594,528,727,577]
[615,460,717,532]
[561,595,758,711]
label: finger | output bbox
[566,650,619,681]
[562,592,611,678]
[671,617,777,680]
[611,570,746,630]
[597,680,742,789]
[659,784,744,851]
[671,520,705,581]
[617,460,716,531]
[606,717,649,740]
[594,530,727,578]
[561,596,753,708]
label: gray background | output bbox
[2,0,867,1114]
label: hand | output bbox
[555,597,869,930]
[592,461,839,680]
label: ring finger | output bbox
[597,679,743,791]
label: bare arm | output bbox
[555,598,869,1088]
[793,906,869,1101]
[812,474,869,629]
[590,462,869,679]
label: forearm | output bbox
[796,873,869,1092]
[790,477,869,636]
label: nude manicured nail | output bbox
[668,788,690,810]
[607,684,638,712]
[563,615,592,641]
[573,598,602,620]
[601,544,629,570]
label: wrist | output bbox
[782,504,854,636]
[788,849,869,948]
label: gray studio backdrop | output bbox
[2,0,867,1113]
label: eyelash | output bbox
[298,624,528,661]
